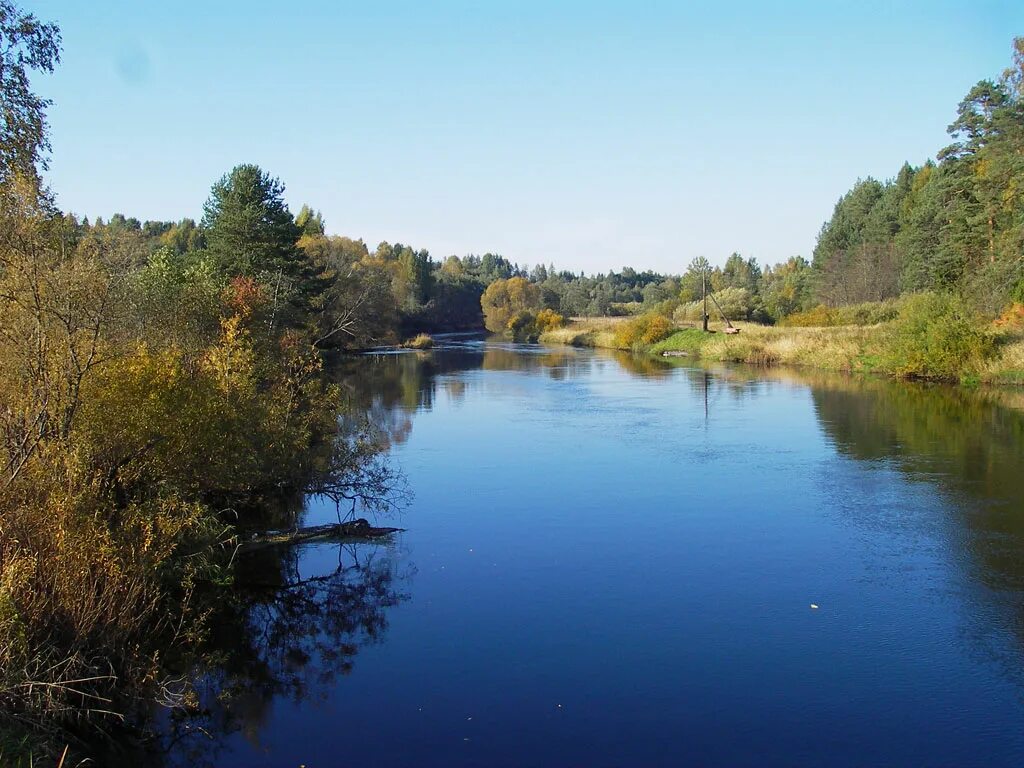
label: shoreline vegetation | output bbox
[538,298,1024,386]
[2,0,1024,762]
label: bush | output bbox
[481,277,541,333]
[674,287,754,323]
[613,313,674,348]
[402,333,434,349]
[885,292,994,381]
[779,304,834,327]
[780,299,901,327]
[501,308,565,342]
[534,308,565,333]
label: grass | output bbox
[539,317,622,349]
[541,315,1024,386]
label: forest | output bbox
[33,38,1024,350]
[0,0,1023,760]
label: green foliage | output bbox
[761,256,814,319]
[299,235,397,349]
[0,2,61,182]
[0,169,399,757]
[675,287,756,323]
[780,299,902,327]
[679,256,712,302]
[813,39,1024,311]
[778,305,834,327]
[1013,280,1024,305]
[295,204,325,236]
[884,293,994,381]
[648,328,709,355]
[132,246,222,348]
[501,307,566,343]
[202,164,302,282]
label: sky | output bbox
[28,0,1024,274]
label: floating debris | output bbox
[810,604,819,609]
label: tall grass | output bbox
[550,292,1017,385]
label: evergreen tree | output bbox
[202,164,302,280]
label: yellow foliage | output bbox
[202,314,256,391]
[534,308,565,332]
[481,277,542,333]
[613,313,674,348]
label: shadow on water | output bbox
[116,541,411,768]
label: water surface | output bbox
[186,340,1024,766]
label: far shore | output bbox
[539,317,1024,387]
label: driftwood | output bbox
[239,518,404,553]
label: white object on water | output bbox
[810,604,819,609]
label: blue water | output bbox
[203,341,1024,766]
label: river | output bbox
[167,338,1024,766]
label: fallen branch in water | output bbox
[237,518,404,552]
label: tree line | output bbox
[813,39,1024,315]
[1,0,1022,755]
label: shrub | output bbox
[504,311,534,342]
[779,304,834,327]
[885,292,994,381]
[534,308,565,333]
[781,299,901,327]
[613,313,674,348]
[402,333,434,349]
[501,308,565,342]
[609,302,644,316]
[481,277,542,333]
[674,287,754,323]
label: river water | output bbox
[185,339,1024,766]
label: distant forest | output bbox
[66,37,1024,343]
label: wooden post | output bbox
[702,267,709,332]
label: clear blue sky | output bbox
[29,0,1024,274]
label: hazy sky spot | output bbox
[114,44,149,86]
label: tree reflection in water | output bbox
[123,341,1024,765]
[143,541,410,768]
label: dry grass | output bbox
[543,316,1024,385]
[402,333,434,350]
[547,318,884,374]
[984,330,1024,385]
[540,318,622,349]
[691,322,881,373]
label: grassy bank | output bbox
[539,305,1024,386]
[539,317,625,350]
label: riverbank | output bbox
[539,316,1024,386]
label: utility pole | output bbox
[702,264,709,332]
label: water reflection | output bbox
[137,341,1024,765]
[143,542,410,768]
[333,338,601,448]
